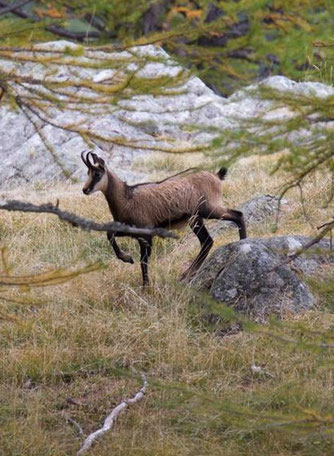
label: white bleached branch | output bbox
[77,373,147,455]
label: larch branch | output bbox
[0,200,178,239]
[0,0,101,40]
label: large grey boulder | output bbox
[191,236,333,321]
[1,40,334,187]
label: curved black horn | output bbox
[86,152,95,167]
[91,152,99,165]
[81,150,90,167]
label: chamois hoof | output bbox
[120,254,134,264]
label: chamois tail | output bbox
[217,167,228,180]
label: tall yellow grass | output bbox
[0,156,333,455]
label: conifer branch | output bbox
[0,0,101,40]
[0,262,102,287]
[0,200,178,239]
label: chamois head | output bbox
[81,151,107,195]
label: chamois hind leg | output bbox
[107,231,134,264]
[200,207,247,240]
[138,236,152,286]
[181,216,213,281]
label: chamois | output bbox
[81,151,246,286]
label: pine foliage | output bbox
[1,1,333,93]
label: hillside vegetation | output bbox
[0,1,333,94]
[0,156,333,455]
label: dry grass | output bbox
[0,156,333,455]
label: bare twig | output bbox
[0,200,178,239]
[297,182,315,229]
[0,262,102,288]
[287,218,334,260]
[317,220,334,231]
[257,330,334,350]
[0,0,31,17]
[318,219,333,250]
[77,373,147,455]
[47,25,101,41]
[66,417,84,436]
[269,218,334,272]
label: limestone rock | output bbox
[1,41,334,187]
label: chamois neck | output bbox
[103,169,127,220]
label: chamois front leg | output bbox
[181,216,213,281]
[138,236,152,286]
[107,231,134,264]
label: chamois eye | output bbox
[94,170,102,179]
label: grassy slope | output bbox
[0,156,333,456]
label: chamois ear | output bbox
[90,153,105,170]
[97,157,105,169]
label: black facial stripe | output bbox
[89,170,103,188]
[91,176,99,186]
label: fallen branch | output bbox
[77,373,147,455]
[0,200,178,239]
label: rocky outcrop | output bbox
[1,40,334,188]
[191,236,333,321]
